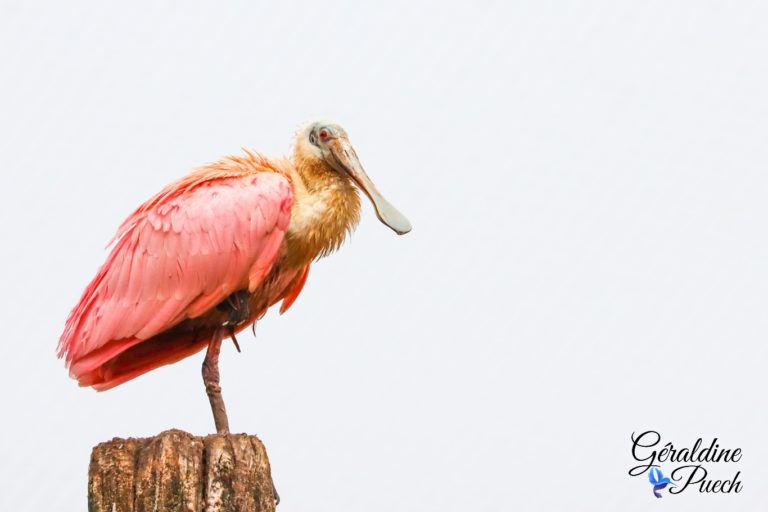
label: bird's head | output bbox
[293,120,412,235]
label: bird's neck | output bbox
[284,158,361,267]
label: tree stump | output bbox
[88,429,277,512]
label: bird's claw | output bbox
[229,327,241,353]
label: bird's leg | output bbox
[202,328,230,434]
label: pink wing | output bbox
[58,166,293,383]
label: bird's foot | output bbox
[219,289,251,326]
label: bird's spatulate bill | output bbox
[326,139,412,235]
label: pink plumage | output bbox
[58,153,306,390]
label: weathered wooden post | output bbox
[88,429,277,512]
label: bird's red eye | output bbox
[319,129,329,140]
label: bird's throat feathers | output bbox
[284,158,361,266]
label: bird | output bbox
[58,120,411,434]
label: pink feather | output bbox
[58,157,294,386]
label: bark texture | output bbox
[88,429,276,512]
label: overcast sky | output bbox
[1,1,767,511]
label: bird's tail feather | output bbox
[75,331,211,391]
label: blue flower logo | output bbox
[648,467,675,498]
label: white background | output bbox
[0,1,766,510]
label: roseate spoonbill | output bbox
[58,121,411,433]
